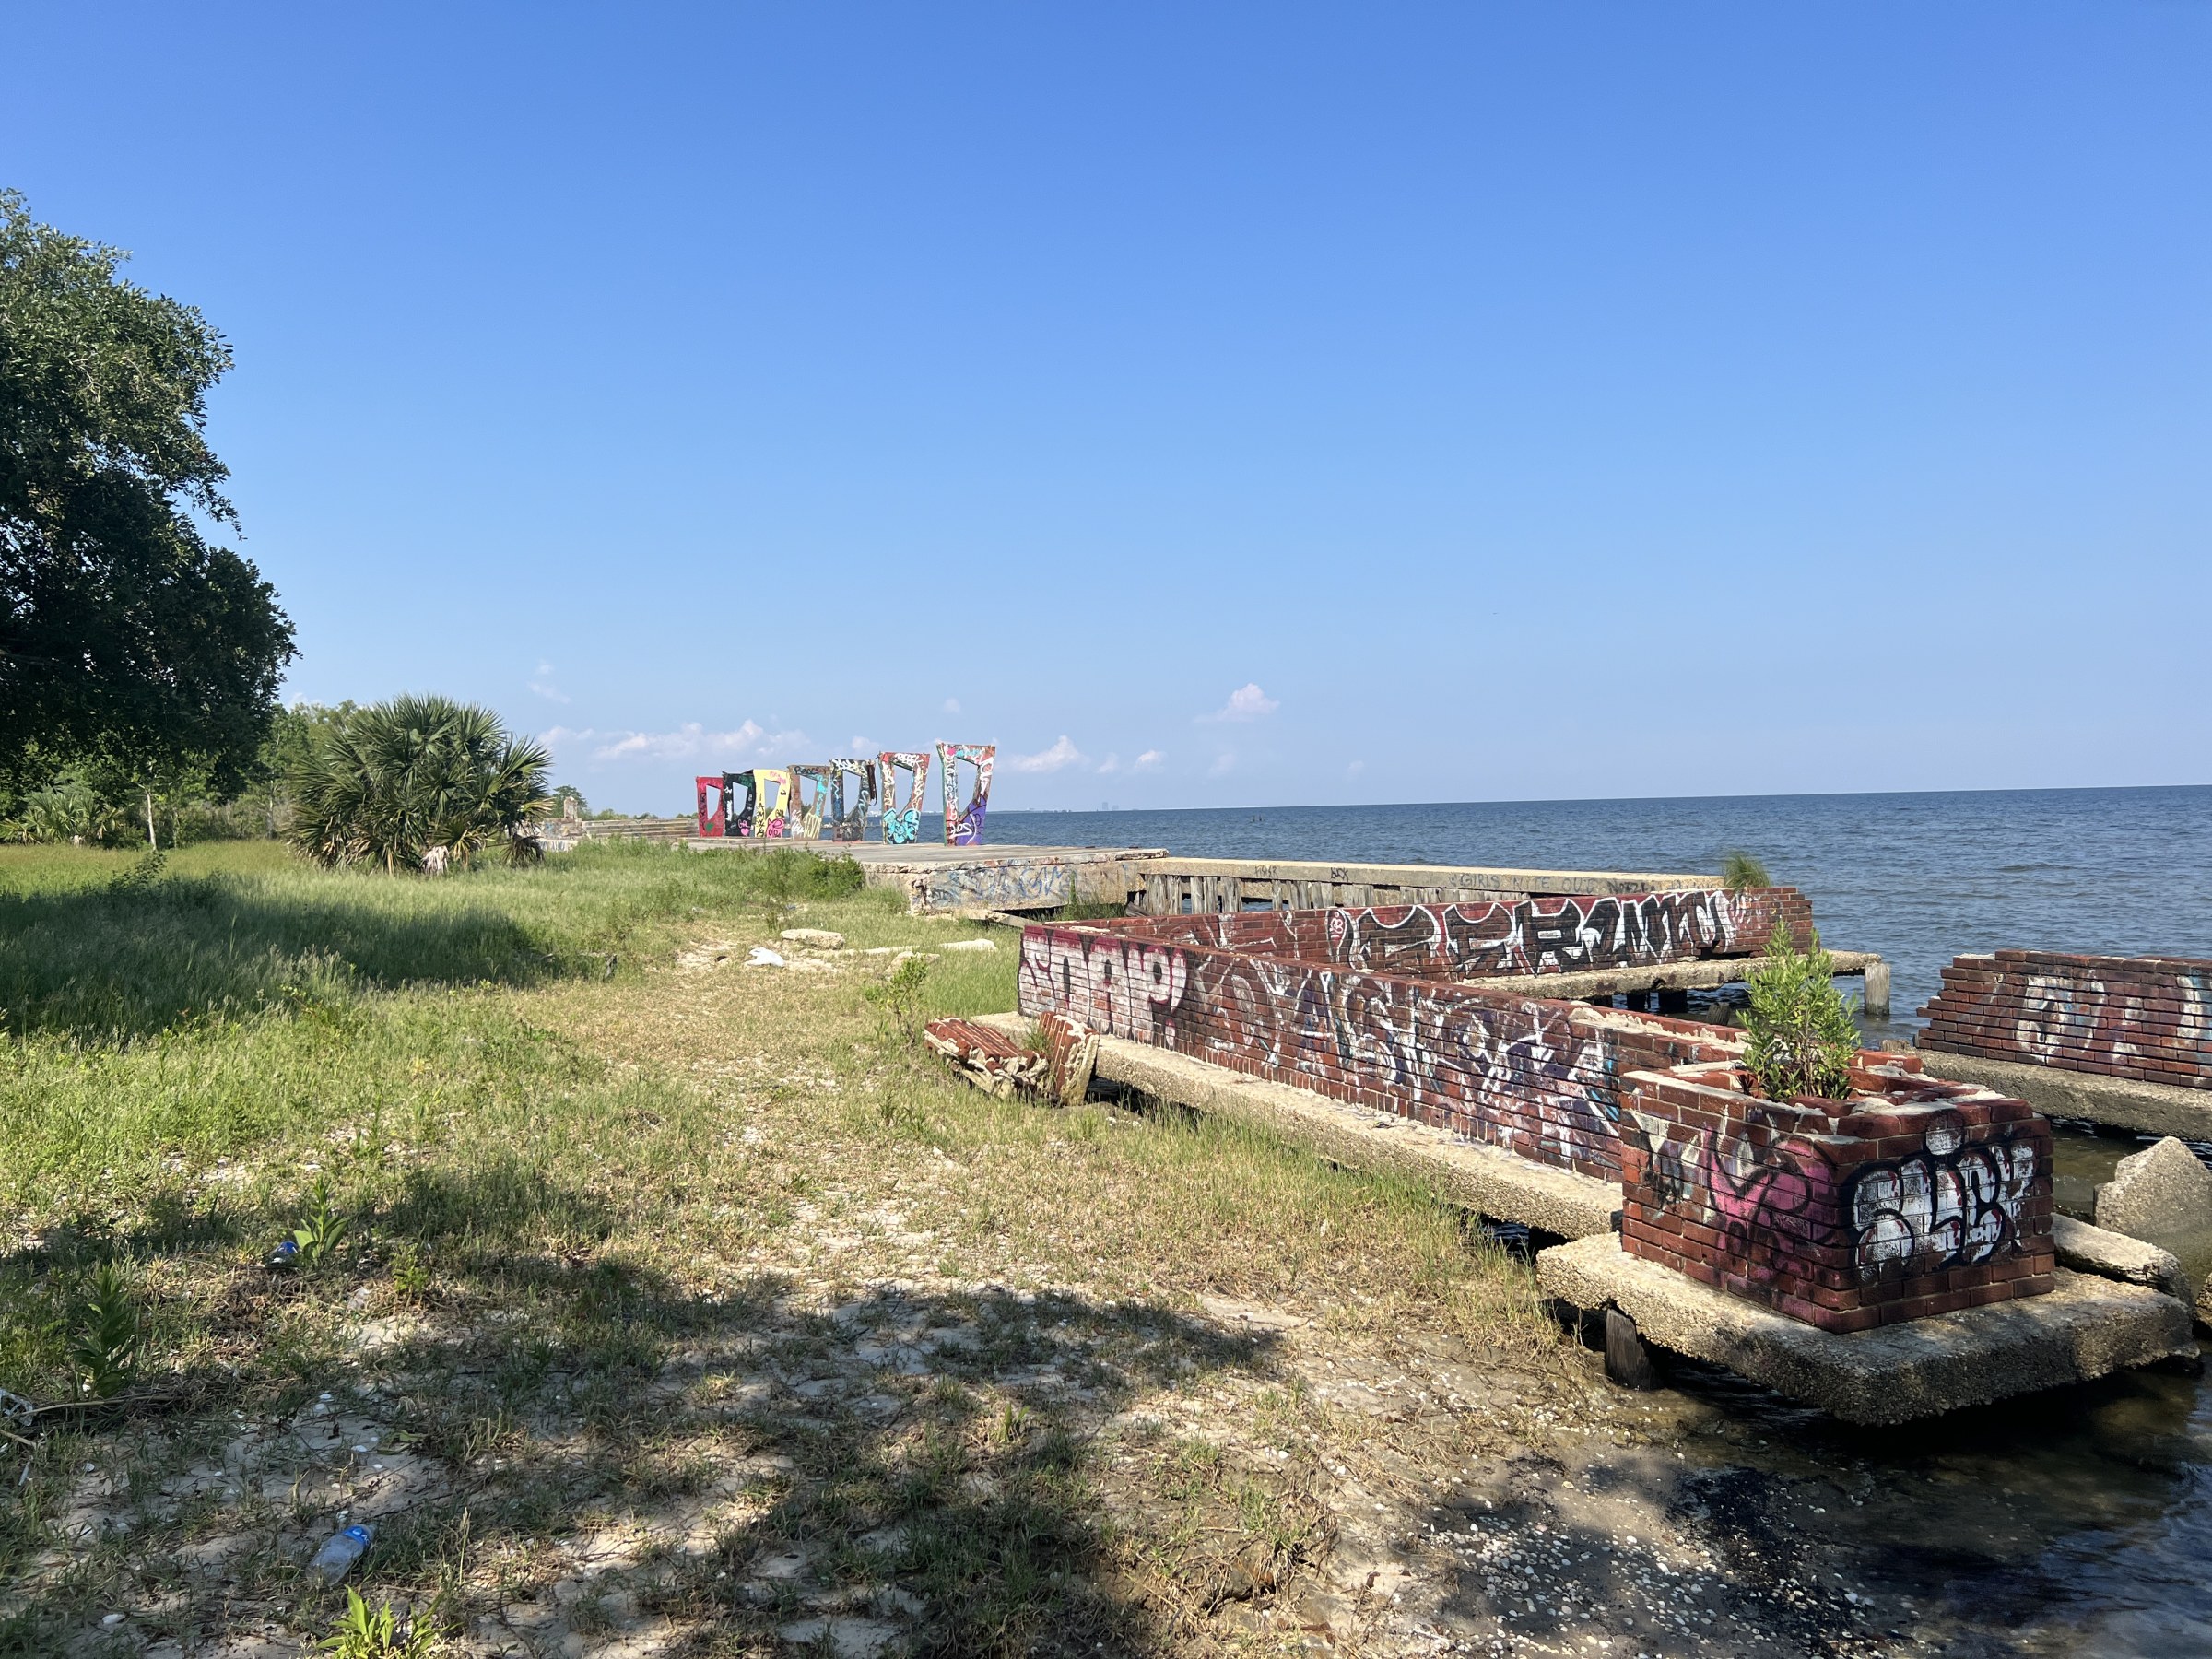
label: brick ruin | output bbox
[1619,1056,2053,1331]
[1017,889,2055,1330]
[1015,892,1808,1182]
[1920,949,2212,1090]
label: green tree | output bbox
[289,694,554,873]
[0,190,293,795]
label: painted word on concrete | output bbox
[1090,888,1813,980]
[790,765,833,841]
[1017,922,1742,1182]
[830,758,877,842]
[1920,950,2212,1092]
[1619,1057,2054,1331]
[936,742,995,847]
[877,751,931,846]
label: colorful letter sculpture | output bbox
[694,774,727,837]
[936,742,995,846]
[877,752,931,845]
[791,765,834,840]
[830,758,877,842]
[724,771,757,838]
[751,768,794,838]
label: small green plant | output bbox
[388,1241,431,1305]
[1740,922,1860,1101]
[1720,850,1771,890]
[318,1587,438,1658]
[106,847,169,893]
[68,1261,140,1399]
[991,1401,1030,1446]
[864,954,932,1049]
[289,1177,352,1270]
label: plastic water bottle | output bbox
[310,1523,373,1583]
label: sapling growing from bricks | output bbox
[1740,922,1861,1101]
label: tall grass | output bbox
[0,839,863,1041]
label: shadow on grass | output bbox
[0,878,573,1041]
[352,1245,1289,1656]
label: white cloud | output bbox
[1200,683,1278,723]
[1208,751,1237,776]
[1135,749,1163,771]
[943,697,962,714]
[529,661,570,704]
[1007,735,1086,773]
[541,720,809,764]
[1347,759,1366,776]
[1095,753,1121,775]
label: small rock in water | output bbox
[781,928,846,949]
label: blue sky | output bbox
[7,5,2206,813]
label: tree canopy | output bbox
[0,189,293,794]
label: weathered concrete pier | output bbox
[684,837,1895,1015]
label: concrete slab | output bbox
[1481,949,1885,1007]
[973,1014,1620,1241]
[1535,1234,2194,1425]
[1916,1047,2212,1140]
[2053,1215,2191,1304]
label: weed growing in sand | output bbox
[288,1177,352,1271]
[67,1262,140,1399]
[866,953,933,1049]
[317,1587,438,1658]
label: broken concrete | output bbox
[975,1013,1619,1240]
[2053,1214,2191,1303]
[780,927,846,950]
[1915,1047,2212,1141]
[1535,1233,2193,1424]
[2097,1136,2212,1241]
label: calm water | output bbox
[989,785,2212,1654]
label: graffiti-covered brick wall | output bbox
[1619,1061,2053,1331]
[1081,888,1812,981]
[1017,924,1742,1181]
[1920,951,2212,1092]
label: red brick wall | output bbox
[1017,923,1743,1182]
[1080,888,1813,981]
[1619,1062,2053,1331]
[1919,950,2212,1091]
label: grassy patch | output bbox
[0,839,1561,1655]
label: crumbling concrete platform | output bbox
[1536,1233,2194,1424]
[973,1013,1620,1239]
[1916,1047,2212,1141]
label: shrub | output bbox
[1720,850,1771,890]
[1740,922,1860,1101]
[289,695,552,874]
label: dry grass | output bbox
[0,842,1906,1659]
[0,844,1592,1659]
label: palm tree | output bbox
[288,694,553,873]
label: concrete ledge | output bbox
[2053,1214,2192,1304]
[1916,1048,2212,1140]
[1477,950,1883,1002]
[1535,1234,2194,1425]
[973,1014,1619,1241]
